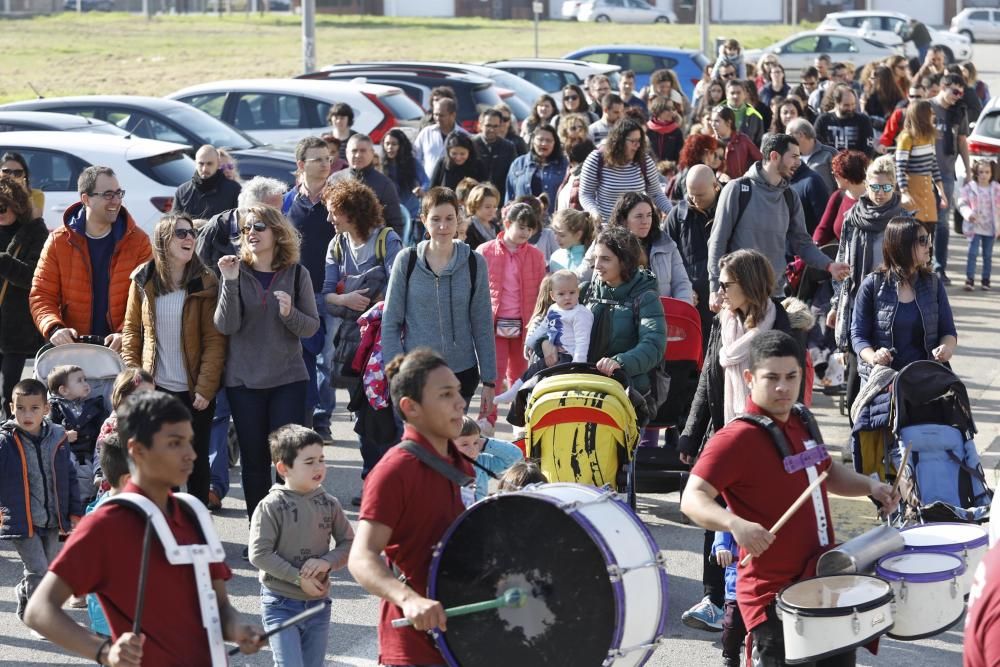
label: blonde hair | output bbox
[218,148,242,183]
[866,154,897,187]
[551,209,596,248]
[718,249,775,328]
[150,214,207,296]
[466,183,501,217]
[901,99,937,144]
[238,205,301,270]
[528,275,555,330]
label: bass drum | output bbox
[428,483,668,667]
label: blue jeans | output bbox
[208,388,231,499]
[314,313,338,431]
[934,175,956,274]
[229,381,307,520]
[260,586,331,667]
[966,234,995,283]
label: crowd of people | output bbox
[0,34,998,667]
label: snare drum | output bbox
[900,522,988,596]
[428,483,668,667]
[775,575,894,665]
[875,551,966,640]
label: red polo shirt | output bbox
[49,482,232,667]
[360,425,473,667]
[965,543,1000,667]
[691,399,834,632]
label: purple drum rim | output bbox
[875,549,966,583]
[900,522,989,553]
[426,486,628,667]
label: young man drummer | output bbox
[349,347,474,667]
[681,331,899,666]
[24,392,265,667]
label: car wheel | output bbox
[594,14,611,22]
[654,15,669,23]
[961,30,974,43]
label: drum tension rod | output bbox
[605,637,666,661]
[607,554,667,580]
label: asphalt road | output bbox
[4,42,1000,667]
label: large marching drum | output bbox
[427,483,668,667]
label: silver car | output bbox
[744,31,902,82]
[951,8,1000,44]
[577,0,677,23]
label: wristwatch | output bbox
[482,381,495,389]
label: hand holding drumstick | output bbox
[739,471,830,567]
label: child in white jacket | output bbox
[959,159,1000,290]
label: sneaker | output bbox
[68,594,88,609]
[939,271,952,286]
[241,546,250,561]
[207,489,222,512]
[681,595,724,632]
[982,280,991,291]
[965,279,974,291]
[315,427,334,444]
[28,629,47,641]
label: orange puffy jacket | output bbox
[30,203,152,339]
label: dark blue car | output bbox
[563,45,709,99]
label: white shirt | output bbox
[526,303,594,363]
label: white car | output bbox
[744,31,902,82]
[167,78,423,148]
[482,58,621,104]
[577,0,676,24]
[561,0,583,19]
[968,96,1000,158]
[951,8,1000,44]
[0,131,194,232]
[819,10,973,62]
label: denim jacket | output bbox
[505,153,568,213]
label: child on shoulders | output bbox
[454,416,524,501]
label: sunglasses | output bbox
[0,168,25,178]
[500,115,511,123]
[563,94,579,101]
[950,88,965,97]
[241,221,268,234]
[916,234,931,246]
[718,281,737,293]
[867,182,894,193]
[173,228,197,240]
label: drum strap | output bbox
[397,441,475,488]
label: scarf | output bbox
[192,169,224,192]
[718,300,777,424]
[646,117,679,135]
[836,193,904,323]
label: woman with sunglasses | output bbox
[217,148,242,184]
[1,152,43,220]
[850,216,957,388]
[827,155,908,406]
[0,176,46,415]
[122,214,225,504]
[676,248,799,630]
[214,205,320,522]
[554,84,598,132]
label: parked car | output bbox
[561,0,583,19]
[483,58,622,104]
[951,8,1000,44]
[0,131,193,231]
[744,31,903,83]
[968,96,1000,158]
[63,0,114,11]
[0,95,298,186]
[168,79,422,149]
[563,45,708,99]
[577,0,677,23]
[819,10,973,62]
[297,68,510,131]
[0,110,129,136]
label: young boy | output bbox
[454,416,524,501]
[0,379,81,626]
[85,432,130,639]
[48,365,108,504]
[24,391,264,666]
[249,424,355,667]
[712,527,745,667]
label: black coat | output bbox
[171,171,242,220]
[0,217,47,355]
[473,135,516,200]
[331,167,404,239]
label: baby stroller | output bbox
[34,337,125,410]
[884,361,992,525]
[508,362,642,508]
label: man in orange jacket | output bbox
[30,166,152,353]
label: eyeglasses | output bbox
[916,234,931,246]
[305,156,333,164]
[87,189,125,201]
[720,71,736,79]
[867,182,894,193]
[499,115,511,123]
[718,281,737,293]
[241,221,268,234]
[221,162,235,170]
[173,228,197,240]
[625,137,642,145]
[0,168,25,178]
[563,94,579,101]
[0,204,8,215]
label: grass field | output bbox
[0,13,808,103]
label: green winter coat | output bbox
[581,268,666,393]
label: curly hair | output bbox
[609,191,662,245]
[831,150,869,185]
[594,226,642,283]
[238,205,301,270]
[322,179,385,241]
[0,175,31,223]
[678,133,719,170]
[604,117,647,168]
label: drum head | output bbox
[901,523,989,550]
[778,575,892,616]
[431,494,616,666]
[876,551,965,582]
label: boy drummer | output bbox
[681,331,899,666]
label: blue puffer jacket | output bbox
[0,419,81,539]
[505,153,568,213]
[712,530,738,601]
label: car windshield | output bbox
[129,150,196,186]
[491,72,546,105]
[160,106,256,150]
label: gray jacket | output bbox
[648,235,694,302]
[381,241,496,382]
[249,484,354,601]
[214,263,320,389]
[803,143,839,194]
[708,162,831,295]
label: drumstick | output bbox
[740,471,829,567]
[879,441,912,520]
[227,604,327,655]
[132,518,154,635]
[390,587,528,629]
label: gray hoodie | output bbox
[381,240,496,383]
[708,162,831,295]
[249,484,354,601]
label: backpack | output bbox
[731,176,797,232]
[330,227,394,266]
[735,403,824,461]
[402,246,478,309]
